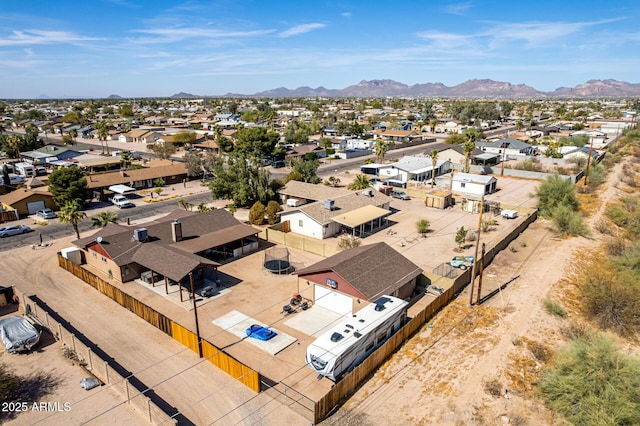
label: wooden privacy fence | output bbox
[257,227,341,258]
[314,210,539,423]
[12,287,177,425]
[57,254,261,393]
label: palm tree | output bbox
[429,150,439,187]
[59,200,86,239]
[348,174,371,190]
[8,135,22,160]
[96,121,108,155]
[462,140,475,173]
[91,211,118,228]
[429,118,439,133]
[120,150,132,169]
[373,139,388,164]
[68,128,78,145]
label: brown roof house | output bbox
[71,209,260,297]
[0,187,56,216]
[295,242,422,315]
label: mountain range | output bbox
[207,79,640,99]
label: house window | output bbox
[123,267,129,276]
[299,220,303,227]
[460,182,466,188]
[92,252,97,259]
[101,257,107,263]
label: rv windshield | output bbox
[309,355,327,371]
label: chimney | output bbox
[172,220,183,242]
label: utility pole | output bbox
[468,194,485,306]
[583,136,594,186]
[500,141,507,176]
[189,272,203,358]
[476,243,486,305]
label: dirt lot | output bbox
[0,309,145,426]
[322,159,627,425]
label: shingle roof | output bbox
[295,242,422,300]
[73,209,256,280]
[85,162,187,189]
[279,180,351,202]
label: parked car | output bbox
[0,225,32,237]
[36,208,57,219]
[0,316,41,353]
[109,195,135,209]
[196,286,217,298]
[391,190,411,200]
[449,255,475,270]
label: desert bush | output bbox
[265,200,282,225]
[579,259,640,337]
[586,163,606,185]
[550,204,590,237]
[483,378,503,397]
[526,340,553,363]
[539,332,640,425]
[415,219,430,237]
[481,218,496,233]
[338,236,361,250]
[536,173,578,217]
[595,218,614,235]
[543,299,567,317]
[248,201,265,225]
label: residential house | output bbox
[373,129,419,143]
[346,139,375,150]
[452,172,497,196]
[278,181,392,239]
[377,156,451,187]
[569,130,607,148]
[118,129,162,144]
[285,144,326,160]
[295,242,422,315]
[425,142,491,168]
[475,138,535,158]
[0,187,56,216]
[71,209,259,287]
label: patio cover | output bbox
[171,224,259,253]
[108,184,136,194]
[331,205,390,228]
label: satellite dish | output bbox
[96,237,103,243]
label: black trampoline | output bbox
[263,248,294,274]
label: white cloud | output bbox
[24,48,35,58]
[0,30,102,46]
[443,2,473,16]
[129,27,275,44]
[278,23,326,38]
[341,12,352,18]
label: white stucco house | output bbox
[452,173,497,196]
[377,156,451,187]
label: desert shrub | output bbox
[542,299,567,317]
[595,218,614,234]
[586,163,606,185]
[338,236,361,250]
[539,332,640,426]
[481,218,496,232]
[483,378,502,397]
[265,200,282,225]
[415,219,430,237]
[248,201,265,225]
[550,204,590,237]
[604,238,628,257]
[611,242,640,273]
[579,259,640,337]
[536,173,578,217]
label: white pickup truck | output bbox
[109,195,135,209]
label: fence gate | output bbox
[432,263,459,279]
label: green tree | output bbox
[118,104,134,117]
[68,128,78,145]
[58,200,86,239]
[536,173,578,217]
[8,135,22,159]
[173,131,197,146]
[416,219,430,237]
[48,167,88,206]
[248,201,266,225]
[153,178,165,188]
[445,133,465,145]
[208,156,273,207]
[150,142,177,160]
[373,139,388,163]
[284,170,304,183]
[290,157,321,183]
[234,127,280,159]
[455,226,467,249]
[327,176,341,187]
[338,235,361,250]
[91,211,119,228]
[120,150,132,168]
[265,200,282,225]
[177,198,194,211]
[348,174,372,190]
[429,150,439,187]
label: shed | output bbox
[452,173,497,196]
[425,190,453,209]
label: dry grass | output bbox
[576,191,600,217]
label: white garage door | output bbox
[27,201,45,215]
[314,285,352,315]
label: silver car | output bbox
[0,225,32,237]
[36,208,57,219]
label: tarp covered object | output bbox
[0,316,41,353]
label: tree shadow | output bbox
[0,366,62,422]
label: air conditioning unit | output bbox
[133,228,148,242]
[322,199,335,210]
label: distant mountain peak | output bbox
[171,92,199,98]
[107,94,122,99]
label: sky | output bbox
[1,0,639,98]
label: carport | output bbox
[108,184,136,195]
[332,205,390,237]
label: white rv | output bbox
[14,162,35,178]
[306,296,408,381]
